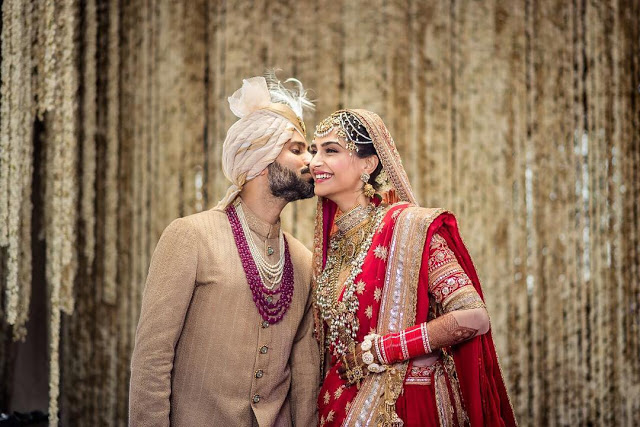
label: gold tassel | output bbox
[377,368,405,427]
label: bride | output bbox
[308,109,517,427]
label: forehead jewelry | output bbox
[314,111,373,155]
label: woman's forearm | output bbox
[376,307,490,365]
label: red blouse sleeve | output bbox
[375,233,485,365]
[427,233,475,308]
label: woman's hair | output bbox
[355,140,383,190]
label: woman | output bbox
[309,109,517,427]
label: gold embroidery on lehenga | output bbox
[405,363,437,385]
[433,352,470,427]
[434,360,454,427]
[374,287,382,302]
[445,352,470,427]
[374,244,389,261]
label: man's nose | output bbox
[303,150,312,165]
[309,152,320,169]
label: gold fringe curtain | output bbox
[1,0,639,425]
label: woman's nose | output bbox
[310,153,322,169]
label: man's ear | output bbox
[364,155,379,175]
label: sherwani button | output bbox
[261,320,269,328]
[255,369,264,378]
[252,394,261,403]
[260,345,268,354]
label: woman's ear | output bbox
[364,155,379,175]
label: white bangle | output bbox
[360,333,387,373]
[374,336,388,365]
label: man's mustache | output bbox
[300,166,311,175]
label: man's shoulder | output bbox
[176,208,229,230]
[158,209,230,248]
[283,232,312,261]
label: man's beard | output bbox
[267,161,315,202]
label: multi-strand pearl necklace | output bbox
[315,204,386,356]
[235,202,285,290]
[226,202,294,324]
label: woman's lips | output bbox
[314,172,333,184]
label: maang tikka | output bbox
[314,110,373,155]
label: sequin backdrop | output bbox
[0,0,639,425]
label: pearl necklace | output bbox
[226,203,294,324]
[235,201,285,290]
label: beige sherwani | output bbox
[129,200,320,426]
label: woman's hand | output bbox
[337,341,383,383]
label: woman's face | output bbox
[309,129,372,207]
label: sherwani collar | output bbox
[237,197,281,239]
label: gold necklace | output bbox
[315,204,386,356]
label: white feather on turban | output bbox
[215,76,309,209]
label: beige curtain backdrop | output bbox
[1,0,639,426]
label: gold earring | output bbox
[363,183,375,198]
[361,172,375,198]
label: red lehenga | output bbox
[311,110,517,427]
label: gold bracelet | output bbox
[342,353,365,387]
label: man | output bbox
[129,74,319,426]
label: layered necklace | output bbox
[315,203,386,356]
[226,200,294,324]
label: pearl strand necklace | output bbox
[235,202,285,290]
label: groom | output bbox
[129,74,319,426]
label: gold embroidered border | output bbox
[434,361,454,427]
[441,286,486,313]
[405,363,437,386]
[312,198,327,379]
[443,352,470,427]
[344,207,444,427]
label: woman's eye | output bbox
[326,148,337,153]
[291,149,301,154]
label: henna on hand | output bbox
[337,342,382,382]
[427,312,478,349]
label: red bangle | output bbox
[381,323,431,363]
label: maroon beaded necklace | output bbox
[226,203,294,324]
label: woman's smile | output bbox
[313,171,333,184]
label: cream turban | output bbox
[215,76,308,209]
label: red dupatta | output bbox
[428,212,517,427]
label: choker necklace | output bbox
[226,202,294,324]
[335,203,375,234]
